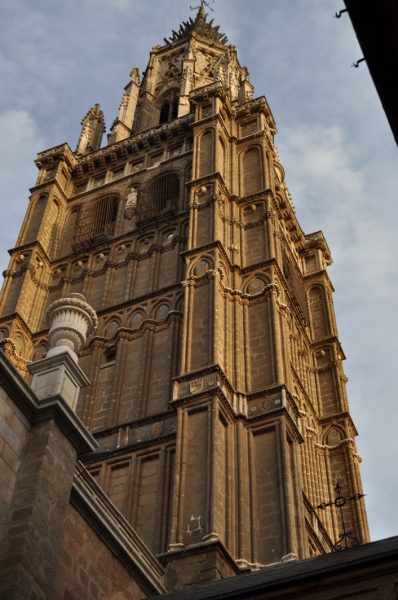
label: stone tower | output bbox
[0,4,369,590]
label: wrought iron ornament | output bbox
[316,482,365,551]
[190,0,215,13]
[335,8,348,18]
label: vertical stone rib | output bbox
[270,289,283,384]
[279,420,297,557]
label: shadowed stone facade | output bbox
[0,4,370,593]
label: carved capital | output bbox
[46,293,98,361]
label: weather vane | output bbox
[316,482,365,551]
[190,0,215,12]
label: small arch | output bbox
[33,342,48,361]
[308,285,330,340]
[115,241,132,256]
[153,302,171,321]
[129,310,146,329]
[244,273,270,295]
[138,235,154,253]
[242,201,265,224]
[105,319,121,338]
[0,327,9,340]
[191,255,214,278]
[161,228,176,244]
[51,263,67,283]
[240,146,264,196]
[324,426,344,446]
[315,346,332,368]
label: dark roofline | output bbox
[153,536,398,599]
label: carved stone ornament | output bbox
[46,293,98,362]
[190,379,203,394]
[125,187,138,219]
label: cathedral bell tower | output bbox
[0,4,369,591]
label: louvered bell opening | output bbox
[136,173,179,224]
[74,195,118,251]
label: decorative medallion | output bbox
[190,379,203,394]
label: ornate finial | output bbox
[46,293,98,362]
[28,293,97,410]
[166,1,227,45]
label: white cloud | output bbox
[0,110,44,272]
[279,123,398,540]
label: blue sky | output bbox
[1,0,397,542]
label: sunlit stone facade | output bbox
[0,5,369,589]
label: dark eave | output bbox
[344,0,398,145]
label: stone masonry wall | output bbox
[0,387,30,545]
[54,503,148,600]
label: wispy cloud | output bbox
[0,110,44,268]
[280,122,398,540]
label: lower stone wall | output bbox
[55,503,148,600]
[161,542,240,591]
[0,387,30,544]
[0,350,165,599]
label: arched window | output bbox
[74,194,119,249]
[308,285,330,339]
[199,130,214,176]
[158,92,179,125]
[241,146,263,196]
[136,173,180,223]
[159,102,170,125]
[172,96,179,119]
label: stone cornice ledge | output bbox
[72,463,166,595]
[0,349,97,455]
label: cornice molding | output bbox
[0,349,97,455]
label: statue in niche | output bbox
[229,68,239,99]
[124,187,138,219]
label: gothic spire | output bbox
[163,4,228,46]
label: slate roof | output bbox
[153,536,398,599]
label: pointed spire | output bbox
[75,103,105,156]
[108,68,141,144]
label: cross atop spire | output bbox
[190,0,215,14]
